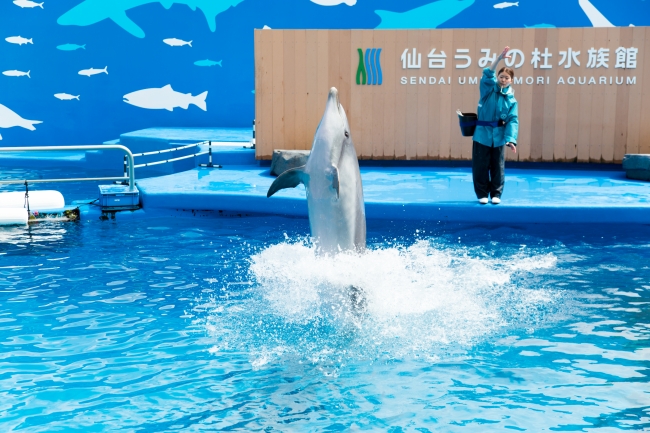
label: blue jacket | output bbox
[473,68,518,148]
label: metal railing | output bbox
[0,145,136,191]
[122,140,220,174]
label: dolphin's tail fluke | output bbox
[188,40,193,47]
[26,70,31,78]
[38,2,44,8]
[103,66,108,74]
[81,44,86,49]
[267,166,306,197]
[28,38,33,44]
[193,91,208,111]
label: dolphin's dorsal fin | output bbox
[267,166,306,198]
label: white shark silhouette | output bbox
[0,103,43,140]
[58,0,243,38]
[123,84,207,111]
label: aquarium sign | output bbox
[399,46,639,86]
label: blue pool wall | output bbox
[1,0,649,148]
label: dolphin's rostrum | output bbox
[267,88,366,254]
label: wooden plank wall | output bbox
[254,27,649,162]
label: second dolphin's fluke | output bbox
[267,87,366,254]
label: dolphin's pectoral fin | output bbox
[331,166,340,198]
[267,166,306,198]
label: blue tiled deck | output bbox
[136,165,650,224]
[2,126,648,224]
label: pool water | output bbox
[1,213,648,432]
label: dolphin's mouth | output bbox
[329,87,342,117]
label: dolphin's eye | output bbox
[344,131,349,138]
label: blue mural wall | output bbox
[1,0,648,147]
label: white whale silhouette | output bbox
[163,38,192,47]
[310,0,356,5]
[123,84,207,111]
[78,66,108,77]
[0,103,43,140]
[54,93,80,100]
[13,0,44,8]
[5,36,33,45]
[2,70,30,78]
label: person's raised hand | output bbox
[500,46,511,60]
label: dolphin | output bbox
[267,87,366,254]
[57,0,244,38]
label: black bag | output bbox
[457,112,478,137]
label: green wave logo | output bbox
[356,48,382,85]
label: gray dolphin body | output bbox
[267,87,366,254]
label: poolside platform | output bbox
[137,163,650,224]
[3,126,649,224]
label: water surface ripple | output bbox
[0,216,648,431]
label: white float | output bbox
[0,190,65,210]
[0,208,28,226]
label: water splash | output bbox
[205,238,565,366]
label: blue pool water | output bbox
[1,165,650,431]
[1,211,649,432]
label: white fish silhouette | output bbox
[78,66,108,77]
[262,25,271,29]
[123,84,207,111]
[13,0,44,8]
[5,36,33,45]
[494,1,518,8]
[163,38,192,47]
[310,0,356,5]
[54,93,80,100]
[2,70,30,78]
[0,103,43,140]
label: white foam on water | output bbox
[205,239,564,365]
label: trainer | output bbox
[473,46,518,205]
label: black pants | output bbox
[472,140,505,199]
